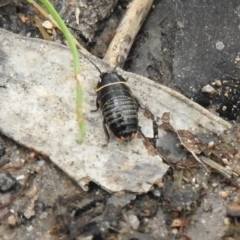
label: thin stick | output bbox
[200,156,235,179]
[33,15,52,41]
[103,0,154,67]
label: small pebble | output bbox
[37,160,45,166]
[216,41,224,50]
[24,208,35,219]
[202,84,216,94]
[223,217,230,226]
[222,158,229,165]
[39,211,48,220]
[201,219,206,224]
[153,189,161,197]
[26,32,31,37]
[42,20,53,30]
[34,166,42,173]
[128,214,140,230]
[171,218,182,228]
[176,206,182,212]
[29,151,37,158]
[212,182,218,187]
[154,178,164,188]
[19,15,28,23]
[212,80,222,86]
[208,141,214,148]
[26,186,39,197]
[16,175,25,181]
[9,209,15,213]
[20,158,25,163]
[219,191,228,199]
[172,228,179,235]
[26,225,33,232]
[8,215,17,226]
[222,106,227,111]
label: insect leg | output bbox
[103,120,110,145]
[91,100,100,112]
[134,96,143,111]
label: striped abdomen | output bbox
[99,85,139,141]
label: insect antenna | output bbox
[82,54,102,75]
[112,55,138,72]
[112,64,118,72]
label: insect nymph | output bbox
[92,69,140,144]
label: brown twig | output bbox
[0,164,24,171]
[103,0,154,67]
[33,15,52,41]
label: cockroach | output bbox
[87,57,140,144]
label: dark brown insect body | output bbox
[93,72,139,143]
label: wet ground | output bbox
[1,0,240,239]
